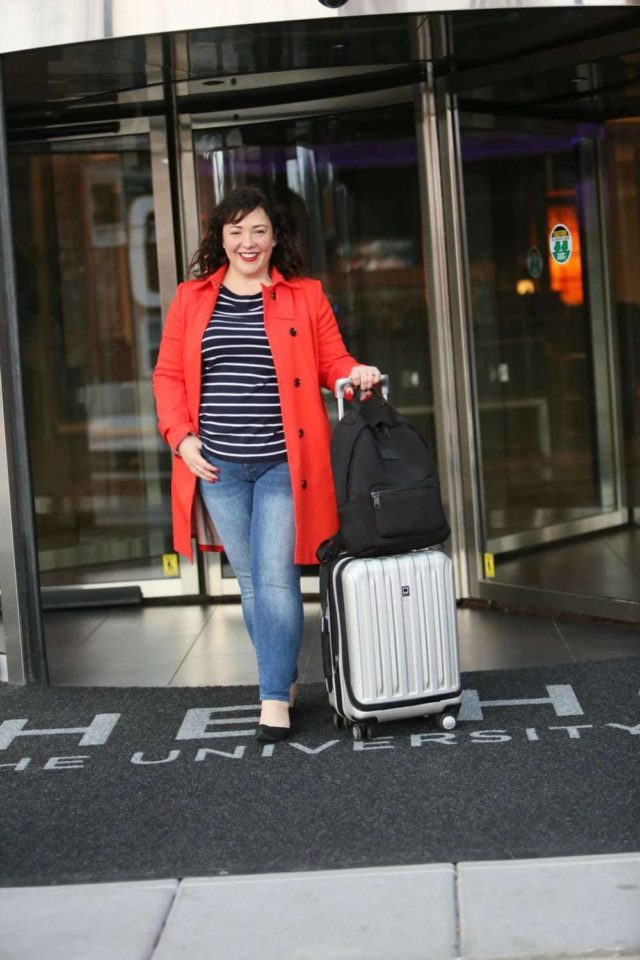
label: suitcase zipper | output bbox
[371,479,438,509]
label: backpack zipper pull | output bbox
[372,491,381,509]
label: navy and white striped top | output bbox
[198,286,287,462]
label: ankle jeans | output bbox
[198,455,303,702]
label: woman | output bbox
[153,186,380,741]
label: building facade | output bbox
[2,0,640,684]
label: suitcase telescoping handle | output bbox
[335,374,389,419]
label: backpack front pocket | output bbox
[370,480,444,539]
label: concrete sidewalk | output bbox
[1,853,639,959]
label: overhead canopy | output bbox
[1,0,638,56]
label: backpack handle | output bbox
[345,382,400,423]
[335,374,389,419]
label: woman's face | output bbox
[221,206,276,281]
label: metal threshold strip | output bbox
[0,586,144,612]
[40,586,144,610]
[478,580,640,624]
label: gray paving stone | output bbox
[0,879,177,960]
[458,853,640,959]
[152,865,456,960]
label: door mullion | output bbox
[580,138,623,519]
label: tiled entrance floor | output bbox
[35,601,640,687]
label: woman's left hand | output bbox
[348,364,382,392]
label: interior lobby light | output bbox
[516,278,535,295]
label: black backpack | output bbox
[318,387,450,562]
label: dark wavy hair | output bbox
[188,186,303,280]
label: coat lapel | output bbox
[185,275,221,415]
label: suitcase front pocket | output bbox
[370,480,444,539]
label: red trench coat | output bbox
[152,265,358,564]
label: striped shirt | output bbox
[198,286,287,462]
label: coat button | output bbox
[294,378,301,387]
[298,428,304,438]
[271,291,276,300]
[289,327,297,336]
[301,479,307,489]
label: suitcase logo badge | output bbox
[401,585,410,596]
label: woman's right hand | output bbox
[177,434,219,483]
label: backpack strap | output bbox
[332,385,393,502]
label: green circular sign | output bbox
[526,246,544,279]
[549,223,572,265]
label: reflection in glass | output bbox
[186,16,412,81]
[192,104,434,446]
[9,138,176,583]
[461,128,614,543]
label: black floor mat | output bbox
[1,657,639,886]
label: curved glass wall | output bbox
[461,127,617,542]
[8,134,178,585]
[452,22,640,610]
[1,3,639,632]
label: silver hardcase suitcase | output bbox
[320,547,462,741]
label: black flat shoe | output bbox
[255,723,291,743]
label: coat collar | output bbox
[188,264,301,291]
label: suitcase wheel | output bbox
[436,711,458,731]
[331,713,375,740]
[352,722,374,742]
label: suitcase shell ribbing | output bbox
[322,549,462,725]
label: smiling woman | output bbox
[152,186,380,740]
[187,188,305,292]
[222,208,275,283]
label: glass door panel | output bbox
[190,103,433,438]
[460,125,623,558]
[9,133,180,588]
[186,101,433,590]
[606,119,640,530]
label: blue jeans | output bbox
[199,455,303,702]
